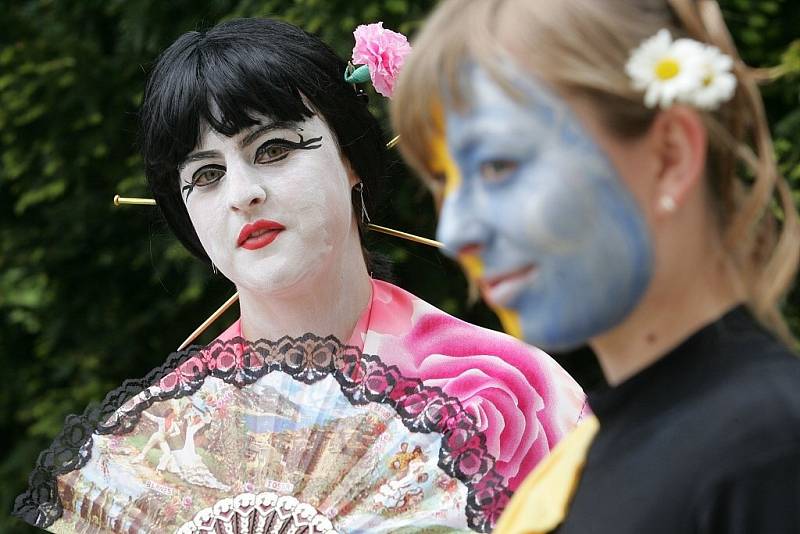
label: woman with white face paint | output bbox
[393,0,800,532]
[14,18,587,533]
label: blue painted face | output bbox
[438,67,653,350]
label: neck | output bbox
[237,232,372,342]
[590,223,744,386]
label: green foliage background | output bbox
[1,1,798,531]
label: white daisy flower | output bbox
[690,45,737,110]
[625,29,706,109]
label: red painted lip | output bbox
[237,220,285,250]
[480,265,537,290]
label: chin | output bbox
[517,302,593,352]
[534,332,589,353]
[236,266,319,296]
[525,304,636,352]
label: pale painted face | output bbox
[178,114,356,295]
[439,67,653,350]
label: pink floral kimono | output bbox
[15,280,585,533]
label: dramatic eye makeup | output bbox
[182,165,226,199]
[193,165,226,186]
[253,132,322,165]
[180,130,323,200]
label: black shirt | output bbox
[556,306,800,534]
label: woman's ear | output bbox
[649,105,708,216]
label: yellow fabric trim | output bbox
[494,415,600,534]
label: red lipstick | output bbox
[237,220,285,250]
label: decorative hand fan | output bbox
[15,335,511,533]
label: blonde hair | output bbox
[392,0,800,343]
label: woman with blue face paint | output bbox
[393,0,800,532]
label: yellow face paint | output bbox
[430,134,461,198]
[459,251,483,280]
[429,134,524,340]
[495,306,523,341]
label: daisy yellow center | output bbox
[702,73,714,86]
[654,58,680,80]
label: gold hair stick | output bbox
[113,195,157,206]
[386,135,400,149]
[367,223,442,249]
[177,292,240,351]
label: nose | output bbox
[436,185,489,260]
[227,165,267,212]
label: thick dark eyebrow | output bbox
[178,150,219,173]
[240,120,296,148]
[178,120,298,173]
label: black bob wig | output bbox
[140,18,386,266]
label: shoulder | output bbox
[711,326,800,441]
[373,280,585,403]
[692,412,800,532]
[370,281,587,489]
[692,325,800,487]
[373,280,555,362]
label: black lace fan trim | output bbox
[13,334,512,532]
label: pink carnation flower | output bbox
[352,22,411,98]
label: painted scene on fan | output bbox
[50,373,475,533]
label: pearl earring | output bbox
[659,195,676,213]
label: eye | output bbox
[192,165,226,186]
[254,143,291,164]
[479,160,518,182]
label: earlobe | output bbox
[651,106,708,216]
